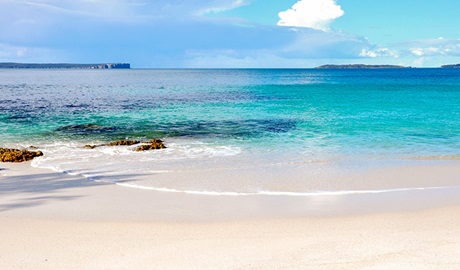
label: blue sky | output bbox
[0,0,459,68]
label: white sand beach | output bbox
[1,162,460,269]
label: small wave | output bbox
[115,182,456,197]
[30,140,243,183]
[29,140,460,198]
[32,150,460,197]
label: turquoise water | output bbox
[1,68,460,193]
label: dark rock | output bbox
[0,148,44,162]
[135,139,167,151]
[84,140,140,149]
[107,140,140,146]
[84,139,165,151]
[84,144,98,149]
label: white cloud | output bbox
[409,45,460,57]
[360,48,399,58]
[182,29,381,68]
[277,0,344,31]
[395,38,460,57]
[358,38,460,62]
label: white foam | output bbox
[33,151,459,197]
[115,182,456,197]
[30,139,243,183]
[30,140,460,198]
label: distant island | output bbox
[316,64,410,69]
[441,64,460,68]
[0,62,130,69]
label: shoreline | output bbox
[2,162,460,269]
[2,161,460,220]
[24,141,460,197]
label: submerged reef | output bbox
[54,119,296,140]
[0,148,43,162]
[56,124,119,135]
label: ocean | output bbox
[1,68,459,195]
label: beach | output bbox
[2,69,460,269]
[2,0,460,267]
[2,162,460,269]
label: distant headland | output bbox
[317,63,460,69]
[315,64,410,69]
[441,64,460,68]
[0,62,130,69]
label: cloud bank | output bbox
[277,0,344,31]
[407,38,460,57]
[359,48,399,58]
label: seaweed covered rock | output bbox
[84,139,165,151]
[84,140,141,149]
[0,148,43,162]
[135,139,167,151]
[107,140,140,146]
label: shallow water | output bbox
[1,68,460,194]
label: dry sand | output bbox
[1,162,460,269]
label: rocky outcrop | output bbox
[108,140,141,146]
[85,139,166,151]
[135,139,166,151]
[0,148,43,162]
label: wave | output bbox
[28,139,460,198]
[30,139,243,181]
[114,182,456,197]
[31,155,458,197]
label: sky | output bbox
[0,0,459,68]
